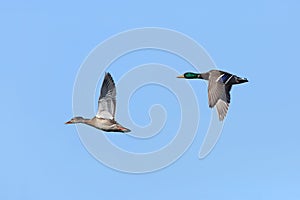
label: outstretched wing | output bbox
[96,72,116,120]
[208,71,232,120]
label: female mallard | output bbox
[65,72,130,133]
[177,70,248,121]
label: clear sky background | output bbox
[1,1,300,199]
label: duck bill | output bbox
[177,75,185,78]
[65,121,72,124]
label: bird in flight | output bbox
[177,70,248,121]
[65,72,130,133]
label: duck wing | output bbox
[96,72,116,120]
[208,71,232,120]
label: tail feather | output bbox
[117,124,131,133]
[236,77,248,84]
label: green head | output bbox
[177,72,201,79]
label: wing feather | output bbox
[96,73,116,120]
[208,71,232,120]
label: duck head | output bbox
[177,72,201,79]
[65,116,85,124]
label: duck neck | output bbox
[82,118,92,124]
[75,117,91,124]
[198,72,209,80]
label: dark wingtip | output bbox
[103,72,115,87]
[105,72,112,78]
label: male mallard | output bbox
[177,70,248,121]
[65,72,130,133]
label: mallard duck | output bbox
[65,72,130,133]
[177,70,248,121]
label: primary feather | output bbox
[96,73,116,120]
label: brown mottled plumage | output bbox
[65,73,130,133]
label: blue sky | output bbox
[1,1,300,199]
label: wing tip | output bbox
[105,72,112,79]
[103,72,116,89]
[215,100,229,121]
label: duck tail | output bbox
[236,77,248,84]
[121,127,131,133]
[117,124,131,133]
